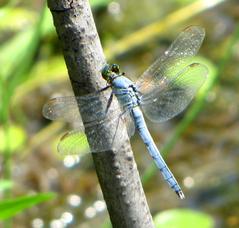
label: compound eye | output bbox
[111,64,120,73]
[101,64,111,80]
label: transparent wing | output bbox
[57,109,135,155]
[136,26,205,94]
[140,63,208,123]
[42,90,114,128]
[57,130,89,156]
[124,111,135,137]
[42,90,135,155]
[42,90,135,127]
[43,96,82,124]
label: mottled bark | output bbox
[47,0,154,227]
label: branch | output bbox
[47,0,154,227]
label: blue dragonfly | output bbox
[43,26,208,199]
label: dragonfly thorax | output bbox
[111,75,141,109]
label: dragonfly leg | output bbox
[107,108,128,151]
[105,92,114,115]
[70,77,111,94]
[99,84,111,92]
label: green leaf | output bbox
[0,125,26,153]
[0,192,56,220]
[0,180,13,192]
[154,209,214,228]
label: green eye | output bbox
[101,63,121,82]
[101,64,111,80]
[111,64,120,73]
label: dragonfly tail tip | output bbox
[176,190,185,199]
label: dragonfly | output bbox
[43,26,208,199]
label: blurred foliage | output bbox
[104,0,225,58]
[154,209,214,228]
[0,5,46,123]
[90,0,112,8]
[0,180,13,192]
[0,7,35,31]
[0,2,55,226]
[0,125,26,153]
[0,193,56,220]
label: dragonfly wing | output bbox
[42,90,115,129]
[42,96,83,126]
[136,26,205,93]
[57,130,89,156]
[43,89,136,155]
[124,111,135,137]
[140,63,208,122]
[57,109,135,155]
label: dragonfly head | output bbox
[101,64,121,83]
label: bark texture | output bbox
[47,1,154,227]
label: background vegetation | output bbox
[0,0,239,227]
